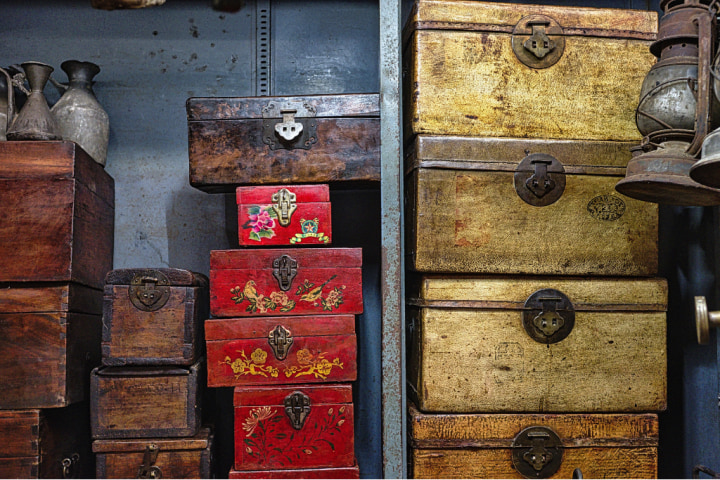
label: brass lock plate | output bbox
[512,426,564,478]
[514,153,566,207]
[522,288,575,344]
[512,14,565,69]
[268,325,294,360]
[262,100,318,151]
[271,188,297,227]
[272,254,298,292]
[137,444,162,479]
[284,391,311,430]
[129,270,171,312]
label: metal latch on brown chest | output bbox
[268,325,294,360]
[262,100,318,150]
[522,288,575,344]
[511,14,565,69]
[514,153,566,206]
[137,444,162,479]
[273,254,298,291]
[284,391,311,430]
[512,426,564,478]
[129,270,171,312]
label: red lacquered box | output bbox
[237,185,331,246]
[210,248,363,318]
[206,315,357,387]
[228,464,359,478]
[233,384,355,472]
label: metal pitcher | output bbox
[5,61,62,141]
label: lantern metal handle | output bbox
[687,11,714,156]
[694,296,720,344]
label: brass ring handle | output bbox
[694,296,720,344]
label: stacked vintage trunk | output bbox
[0,141,114,478]
[90,267,214,478]
[187,91,380,477]
[403,1,666,478]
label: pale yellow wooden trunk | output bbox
[404,0,657,141]
[408,275,667,413]
[406,135,658,276]
[409,404,658,479]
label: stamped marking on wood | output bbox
[587,195,626,221]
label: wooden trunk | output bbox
[233,384,355,471]
[409,403,658,479]
[205,315,357,387]
[408,275,667,413]
[186,94,380,192]
[102,268,209,366]
[0,283,102,409]
[210,248,363,318]
[93,426,214,479]
[0,141,114,290]
[229,464,360,478]
[90,361,204,439]
[0,403,93,479]
[406,136,658,276]
[236,185,332,246]
[403,0,657,141]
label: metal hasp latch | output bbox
[512,14,565,69]
[129,270,171,312]
[284,391,311,430]
[268,325,294,360]
[522,288,575,344]
[61,453,80,479]
[514,153,566,206]
[512,426,564,478]
[262,100,318,150]
[271,188,297,227]
[273,254,298,292]
[137,444,162,479]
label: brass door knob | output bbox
[694,296,720,344]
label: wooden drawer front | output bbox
[90,362,203,439]
[187,94,380,192]
[404,1,656,141]
[233,385,355,472]
[210,248,363,318]
[409,405,658,479]
[93,427,213,479]
[237,185,332,246]
[408,276,667,413]
[102,269,209,367]
[206,315,357,387]
[229,465,360,478]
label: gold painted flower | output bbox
[296,348,312,365]
[317,358,333,376]
[325,289,342,305]
[269,291,290,306]
[251,348,268,365]
[242,406,276,435]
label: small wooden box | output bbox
[403,0,657,142]
[186,94,380,192]
[408,275,667,413]
[234,384,355,472]
[409,403,658,479]
[205,315,357,387]
[0,403,93,479]
[406,136,659,276]
[0,283,102,409]
[0,141,114,290]
[229,464,360,478]
[237,185,332,246]
[93,426,214,479]
[102,268,209,366]
[90,361,204,439]
[210,248,363,318]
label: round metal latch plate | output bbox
[522,288,575,344]
[514,153,566,207]
[512,15,565,69]
[129,270,171,312]
[512,426,564,479]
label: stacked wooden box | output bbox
[90,267,214,478]
[0,141,114,478]
[403,1,666,478]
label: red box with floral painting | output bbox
[233,384,355,472]
[205,315,356,387]
[237,184,332,246]
[210,248,362,318]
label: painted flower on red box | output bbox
[243,206,277,241]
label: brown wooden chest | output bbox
[408,275,667,413]
[93,426,214,479]
[409,403,658,479]
[186,93,380,192]
[90,361,204,439]
[102,268,209,366]
[0,283,102,409]
[406,136,659,276]
[0,141,114,290]
[403,0,657,142]
[0,403,93,479]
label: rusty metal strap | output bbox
[406,298,668,312]
[409,159,626,177]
